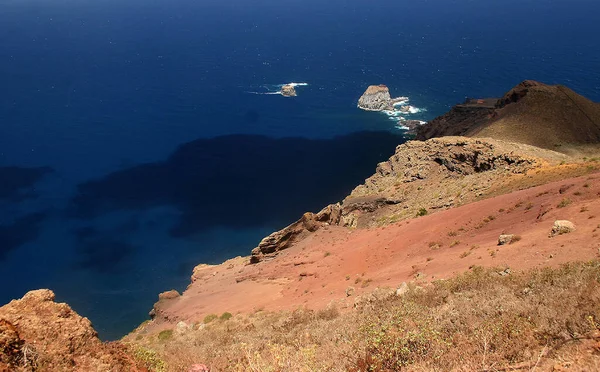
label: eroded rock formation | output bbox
[249,136,567,262]
[0,289,139,371]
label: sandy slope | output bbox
[144,171,600,330]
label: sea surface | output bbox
[1,0,599,339]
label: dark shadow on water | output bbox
[72,221,140,273]
[70,132,404,236]
[0,212,48,261]
[0,166,53,202]
[76,238,137,273]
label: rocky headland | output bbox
[357,84,408,111]
[2,80,600,371]
[417,80,600,154]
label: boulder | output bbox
[159,289,181,301]
[550,220,576,237]
[498,234,515,245]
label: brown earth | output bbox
[417,80,600,155]
[137,169,600,334]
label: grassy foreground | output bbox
[131,261,600,371]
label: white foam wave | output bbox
[382,103,427,118]
[392,99,410,106]
[246,91,282,95]
[284,82,308,87]
[246,82,308,96]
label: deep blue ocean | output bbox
[1,0,599,339]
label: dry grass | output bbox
[132,261,600,372]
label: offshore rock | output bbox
[357,85,397,111]
[281,84,297,97]
[358,85,392,111]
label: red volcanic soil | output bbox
[152,172,600,326]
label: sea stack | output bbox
[281,84,297,97]
[357,85,394,111]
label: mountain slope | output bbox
[417,80,600,153]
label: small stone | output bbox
[498,268,511,276]
[396,282,409,297]
[176,321,189,334]
[345,287,355,297]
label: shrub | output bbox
[220,312,233,321]
[557,198,572,208]
[428,242,442,250]
[136,262,600,372]
[416,208,428,217]
[130,345,167,372]
[157,330,173,342]
[203,314,218,324]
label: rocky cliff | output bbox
[249,136,569,262]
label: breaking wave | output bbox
[246,82,308,95]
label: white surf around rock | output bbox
[246,82,308,96]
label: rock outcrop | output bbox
[357,85,407,111]
[0,289,139,371]
[281,84,297,97]
[0,319,23,371]
[249,136,567,262]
